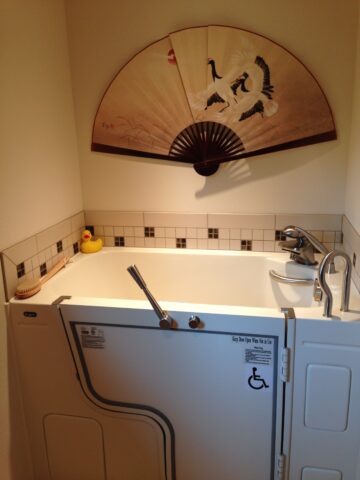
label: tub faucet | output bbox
[279,225,329,266]
[318,250,351,318]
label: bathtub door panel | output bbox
[61,304,286,480]
[289,318,360,479]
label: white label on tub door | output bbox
[80,326,105,349]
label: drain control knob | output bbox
[188,315,201,329]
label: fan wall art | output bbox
[92,26,336,176]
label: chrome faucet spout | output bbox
[280,225,329,267]
[318,250,352,318]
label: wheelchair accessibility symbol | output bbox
[248,367,270,390]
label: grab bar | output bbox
[269,269,314,286]
[127,265,175,329]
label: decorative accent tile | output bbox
[275,230,286,241]
[16,262,25,279]
[114,236,125,247]
[85,225,95,236]
[56,240,63,254]
[73,242,79,254]
[144,227,155,238]
[176,238,187,249]
[40,263,47,277]
[241,240,252,251]
[208,228,219,239]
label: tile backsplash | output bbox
[1,210,348,301]
[85,211,342,253]
[1,212,84,301]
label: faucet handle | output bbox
[127,265,176,329]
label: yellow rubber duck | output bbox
[81,230,103,253]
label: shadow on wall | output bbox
[194,140,336,198]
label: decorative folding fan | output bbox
[92,26,336,176]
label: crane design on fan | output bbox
[92,26,336,176]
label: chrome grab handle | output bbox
[318,250,351,318]
[127,265,175,329]
[269,269,314,286]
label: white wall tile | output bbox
[197,228,208,239]
[165,238,176,248]
[155,227,165,238]
[230,240,241,250]
[85,211,144,226]
[252,241,264,251]
[165,228,175,238]
[219,229,230,239]
[230,229,241,240]
[186,239,197,249]
[144,212,207,228]
[176,228,186,238]
[197,239,208,249]
[275,214,342,231]
[219,239,230,250]
[36,219,72,251]
[241,229,252,240]
[252,230,263,240]
[208,239,219,250]
[144,237,155,247]
[114,226,124,236]
[208,214,275,229]
[103,226,114,236]
[134,237,145,247]
[3,236,38,264]
[186,228,197,238]
[264,230,275,241]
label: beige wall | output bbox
[345,3,360,233]
[0,0,83,252]
[0,0,82,478]
[65,0,358,214]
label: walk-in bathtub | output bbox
[8,248,360,480]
